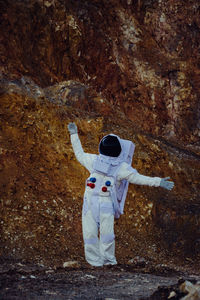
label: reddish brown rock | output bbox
[0,0,200,271]
[1,0,200,153]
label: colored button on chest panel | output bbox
[89,177,96,183]
[87,183,95,189]
[102,186,107,192]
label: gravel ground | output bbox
[0,259,199,300]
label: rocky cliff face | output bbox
[0,0,200,270]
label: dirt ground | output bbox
[0,259,199,300]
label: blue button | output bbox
[90,177,96,183]
[105,180,111,186]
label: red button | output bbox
[87,183,95,189]
[102,186,107,192]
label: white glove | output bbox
[68,123,77,135]
[160,177,174,190]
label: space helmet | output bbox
[99,135,122,157]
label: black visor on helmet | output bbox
[99,135,121,157]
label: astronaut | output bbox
[68,123,174,267]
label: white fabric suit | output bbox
[70,133,162,266]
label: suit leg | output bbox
[99,210,117,265]
[82,209,103,266]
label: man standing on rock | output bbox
[68,123,174,267]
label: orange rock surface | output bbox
[0,0,200,269]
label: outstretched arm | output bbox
[118,163,174,190]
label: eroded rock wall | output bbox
[0,0,200,269]
[1,0,200,151]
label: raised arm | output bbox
[68,123,97,172]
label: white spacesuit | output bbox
[68,123,174,267]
